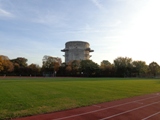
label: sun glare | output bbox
[117,0,160,63]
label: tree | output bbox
[0,55,14,74]
[149,62,160,77]
[101,60,111,66]
[132,60,147,77]
[42,55,61,76]
[53,62,60,72]
[28,64,41,76]
[11,57,27,67]
[114,57,132,77]
[65,64,72,76]
[100,60,114,77]
[70,60,81,76]
[11,57,28,76]
[80,60,99,77]
[100,60,111,69]
[0,57,4,72]
[57,62,67,76]
[64,61,72,76]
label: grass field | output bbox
[0,77,160,120]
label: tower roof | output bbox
[65,41,89,45]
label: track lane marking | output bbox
[141,111,160,120]
[52,95,159,120]
[99,101,160,120]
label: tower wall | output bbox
[61,41,94,63]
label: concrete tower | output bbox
[61,41,94,63]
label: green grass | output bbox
[0,77,160,120]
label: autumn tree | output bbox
[65,62,72,76]
[42,55,61,76]
[0,57,4,72]
[0,55,14,74]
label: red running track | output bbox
[13,93,160,120]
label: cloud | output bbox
[0,8,13,17]
[109,20,122,27]
[31,10,67,27]
[90,0,104,10]
[34,14,58,25]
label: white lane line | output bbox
[99,101,160,120]
[141,111,160,120]
[52,95,159,120]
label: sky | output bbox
[0,0,160,66]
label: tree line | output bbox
[0,55,160,77]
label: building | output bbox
[61,41,94,63]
